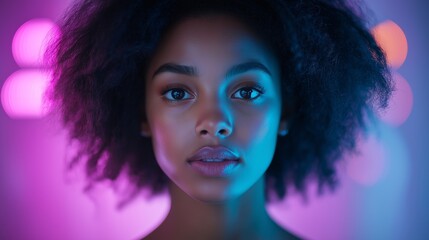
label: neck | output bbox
[159,177,278,239]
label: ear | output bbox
[140,121,152,137]
[278,119,288,137]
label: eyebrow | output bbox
[152,60,272,79]
[152,63,198,78]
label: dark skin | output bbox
[143,179,298,240]
[140,15,298,239]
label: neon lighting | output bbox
[346,135,386,185]
[378,73,413,126]
[372,20,408,69]
[12,18,59,67]
[1,69,50,118]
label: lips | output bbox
[187,146,241,177]
[188,146,240,162]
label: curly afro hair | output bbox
[47,0,392,200]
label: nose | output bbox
[195,102,233,139]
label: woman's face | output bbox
[143,15,284,202]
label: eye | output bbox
[232,86,264,100]
[162,88,194,101]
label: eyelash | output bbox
[232,85,265,101]
[161,87,193,102]
[160,84,266,102]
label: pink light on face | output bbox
[12,18,59,67]
[378,73,414,126]
[1,69,50,118]
[372,20,408,69]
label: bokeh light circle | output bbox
[378,73,413,126]
[346,134,386,186]
[12,18,59,67]
[372,20,408,69]
[1,69,51,118]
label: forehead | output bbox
[147,14,278,78]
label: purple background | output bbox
[1,0,428,239]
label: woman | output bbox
[48,0,392,239]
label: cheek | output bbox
[147,105,194,178]
[235,102,281,169]
[235,102,280,148]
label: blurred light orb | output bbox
[346,135,386,186]
[1,69,50,118]
[372,20,408,69]
[378,73,413,126]
[12,18,59,67]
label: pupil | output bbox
[172,89,184,99]
[240,88,252,99]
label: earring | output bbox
[278,128,288,137]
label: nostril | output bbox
[218,129,228,135]
[199,129,229,136]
